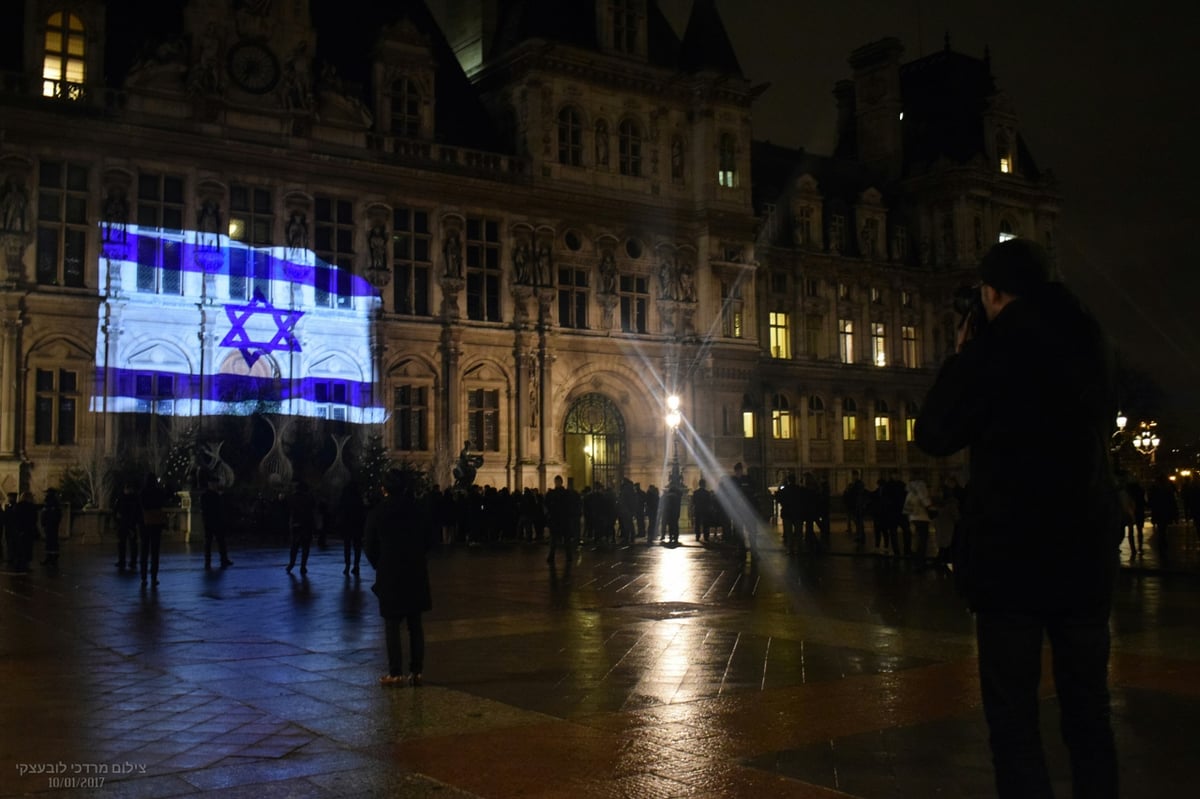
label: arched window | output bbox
[771,394,792,440]
[905,401,920,441]
[557,106,583,166]
[998,218,1016,243]
[997,133,1013,173]
[808,395,826,440]
[618,119,642,176]
[42,12,86,100]
[842,397,859,441]
[874,399,892,442]
[390,78,421,137]
[718,133,737,187]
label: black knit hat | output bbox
[979,238,1051,296]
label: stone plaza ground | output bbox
[2,520,1199,798]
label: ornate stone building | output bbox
[0,1,1057,501]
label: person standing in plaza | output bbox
[139,474,168,588]
[113,482,141,570]
[691,478,714,542]
[843,470,868,550]
[339,481,366,575]
[915,238,1121,798]
[200,479,233,569]
[39,488,63,568]
[9,491,38,572]
[286,480,317,575]
[365,469,432,686]
[544,475,579,573]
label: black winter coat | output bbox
[364,492,432,618]
[914,284,1122,613]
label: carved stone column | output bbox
[440,326,463,469]
[0,313,24,456]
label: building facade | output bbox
[0,1,1057,503]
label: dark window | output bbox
[618,120,642,177]
[465,217,501,322]
[314,195,354,308]
[390,78,421,137]
[393,385,428,451]
[557,267,589,329]
[557,107,583,167]
[228,184,274,301]
[36,160,89,287]
[619,274,647,333]
[33,367,78,445]
[467,388,500,451]
[135,172,185,294]
[392,207,432,316]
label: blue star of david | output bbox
[220,289,304,368]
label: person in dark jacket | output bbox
[40,488,63,567]
[544,475,580,572]
[339,481,367,575]
[364,469,432,686]
[915,239,1121,798]
[113,483,141,570]
[285,481,316,575]
[200,480,233,569]
[139,474,169,588]
[9,491,38,572]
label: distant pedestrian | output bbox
[40,488,63,568]
[139,474,169,588]
[9,491,37,572]
[365,469,432,687]
[200,480,233,569]
[113,483,141,570]
[544,475,580,573]
[339,481,366,575]
[286,481,317,575]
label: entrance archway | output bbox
[563,393,626,490]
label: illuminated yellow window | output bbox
[769,312,791,359]
[771,395,792,440]
[875,415,891,441]
[842,397,859,441]
[838,318,854,364]
[742,411,755,439]
[906,417,917,442]
[43,13,86,100]
[871,322,887,367]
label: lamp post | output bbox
[665,394,683,490]
[1132,421,1161,465]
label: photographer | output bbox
[914,239,1122,798]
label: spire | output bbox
[678,0,743,76]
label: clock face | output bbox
[227,41,280,94]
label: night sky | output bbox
[660,0,1198,442]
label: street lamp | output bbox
[1133,421,1161,462]
[665,395,683,489]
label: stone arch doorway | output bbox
[563,392,626,490]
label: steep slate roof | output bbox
[752,140,883,213]
[678,0,742,76]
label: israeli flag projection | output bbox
[92,223,384,423]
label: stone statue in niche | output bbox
[0,178,29,234]
[670,137,684,181]
[598,250,617,294]
[533,242,552,286]
[188,23,222,95]
[286,211,308,251]
[197,199,221,250]
[595,120,609,166]
[102,187,129,242]
[279,42,314,111]
[443,230,463,278]
[368,225,388,271]
[678,259,696,302]
[513,240,533,285]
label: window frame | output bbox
[392,207,432,316]
[35,159,89,287]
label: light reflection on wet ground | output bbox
[2,521,1198,797]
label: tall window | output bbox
[612,0,639,52]
[804,277,820,297]
[997,134,1013,174]
[721,281,743,338]
[314,381,349,422]
[557,107,583,167]
[135,172,185,294]
[393,385,428,451]
[807,395,826,440]
[862,217,879,257]
[393,208,431,316]
[390,78,421,137]
[228,184,273,301]
[718,133,737,187]
[838,318,854,364]
[871,322,887,367]
[34,368,77,445]
[795,206,813,246]
[133,373,174,443]
[804,315,822,357]
[829,214,846,252]
[902,325,918,368]
[619,274,648,333]
[771,394,792,439]
[314,195,355,308]
[467,388,500,451]
[874,400,892,442]
[465,217,501,321]
[769,312,791,359]
[905,402,920,442]
[842,397,859,441]
[36,160,88,287]
[42,12,85,100]
[742,410,755,439]
[618,119,642,176]
[869,286,882,304]
[557,267,589,328]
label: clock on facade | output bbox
[226,41,280,94]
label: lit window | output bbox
[721,281,743,338]
[742,410,755,438]
[769,312,791,359]
[997,134,1013,173]
[998,219,1016,243]
[870,286,882,304]
[905,401,920,442]
[42,13,86,100]
[874,400,891,441]
[902,325,918,368]
[900,290,913,308]
[390,78,421,137]
[771,394,792,439]
[842,397,859,441]
[838,318,854,364]
[871,322,887,367]
[557,106,583,167]
[718,133,737,187]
